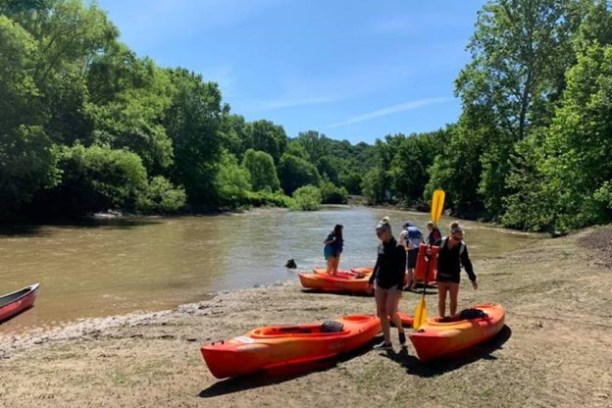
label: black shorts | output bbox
[407,248,419,269]
[436,271,460,284]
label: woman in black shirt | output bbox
[367,217,407,350]
[436,223,478,318]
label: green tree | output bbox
[290,185,322,211]
[137,176,186,214]
[392,129,448,204]
[8,0,119,145]
[246,120,288,164]
[87,59,175,174]
[163,68,227,207]
[426,119,487,216]
[454,0,587,217]
[242,149,280,192]
[0,16,58,214]
[278,153,321,195]
[214,151,251,207]
[320,180,348,204]
[46,144,148,214]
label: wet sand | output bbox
[0,227,610,408]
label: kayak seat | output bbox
[277,326,313,334]
[459,308,488,320]
[321,320,344,333]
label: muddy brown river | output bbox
[0,207,538,332]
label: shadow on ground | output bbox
[198,339,377,398]
[382,324,512,377]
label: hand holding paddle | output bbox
[413,189,445,330]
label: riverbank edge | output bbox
[2,224,608,357]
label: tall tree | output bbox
[277,153,321,195]
[246,120,287,164]
[451,0,587,217]
[242,149,280,192]
[0,16,57,214]
[163,68,226,207]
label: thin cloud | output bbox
[248,96,339,111]
[328,97,451,128]
[240,63,414,112]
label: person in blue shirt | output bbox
[399,222,424,291]
[323,224,343,275]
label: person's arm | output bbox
[323,234,336,245]
[395,245,407,289]
[368,254,380,285]
[461,246,478,287]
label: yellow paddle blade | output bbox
[430,189,446,224]
[413,298,427,330]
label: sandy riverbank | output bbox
[0,227,611,408]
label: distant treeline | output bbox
[1,0,610,233]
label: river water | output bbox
[0,206,538,332]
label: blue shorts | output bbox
[324,245,336,260]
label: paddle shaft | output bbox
[414,189,445,329]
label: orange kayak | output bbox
[312,267,373,278]
[349,266,374,276]
[397,311,414,328]
[299,270,371,294]
[201,315,381,378]
[409,304,505,362]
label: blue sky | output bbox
[96,0,487,144]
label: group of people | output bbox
[323,217,477,351]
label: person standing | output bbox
[436,223,478,318]
[400,222,424,291]
[426,221,442,246]
[367,217,407,350]
[323,224,343,275]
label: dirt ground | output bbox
[0,227,611,408]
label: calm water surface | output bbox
[0,207,539,331]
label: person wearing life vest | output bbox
[426,220,442,246]
[399,222,424,291]
[436,222,478,319]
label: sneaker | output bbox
[373,341,393,350]
[398,332,406,346]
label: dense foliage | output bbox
[1,0,610,232]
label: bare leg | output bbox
[403,268,411,289]
[386,290,404,337]
[326,257,333,274]
[438,282,448,317]
[449,283,460,316]
[408,268,416,289]
[332,255,340,275]
[375,288,391,344]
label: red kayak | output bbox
[201,314,381,378]
[0,283,40,322]
[409,304,505,362]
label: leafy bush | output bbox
[244,191,293,208]
[56,144,148,213]
[320,180,348,204]
[137,176,186,213]
[290,185,322,211]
